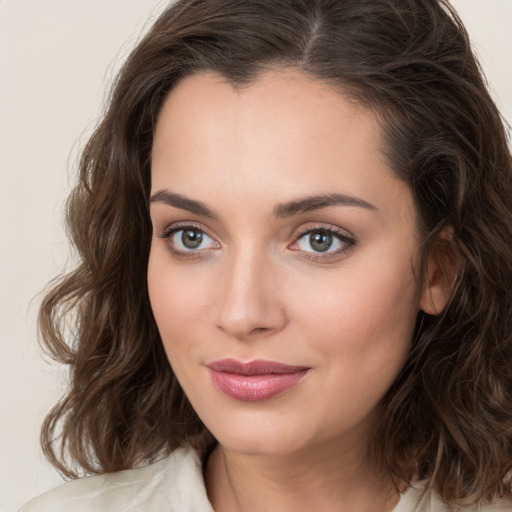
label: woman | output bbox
[21,0,512,510]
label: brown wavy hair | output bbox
[39,0,512,504]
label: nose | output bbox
[215,248,287,341]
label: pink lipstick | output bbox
[207,359,310,402]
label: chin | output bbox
[202,411,313,458]
[217,434,303,458]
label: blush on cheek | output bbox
[301,274,416,374]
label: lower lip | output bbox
[209,369,309,402]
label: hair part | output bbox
[39,0,512,504]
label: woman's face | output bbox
[148,69,430,458]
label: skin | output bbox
[148,68,447,512]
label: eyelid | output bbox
[293,223,354,240]
[158,221,214,240]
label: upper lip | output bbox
[207,358,310,376]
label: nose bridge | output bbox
[215,241,285,340]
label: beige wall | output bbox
[1,1,511,510]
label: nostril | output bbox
[216,316,285,342]
[249,327,270,336]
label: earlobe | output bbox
[419,227,458,315]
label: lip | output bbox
[207,359,310,402]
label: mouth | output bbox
[206,359,311,402]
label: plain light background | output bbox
[1,1,511,510]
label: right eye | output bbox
[161,225,220,255]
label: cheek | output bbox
[289,253,420,367]
[147,248,211,350]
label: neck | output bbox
[205,440,402,512]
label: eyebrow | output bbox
[150,190,217,218]
[149,190,376,219]
[273,193,376,218]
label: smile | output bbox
[206,359,310,402]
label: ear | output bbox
[419,227,458,315]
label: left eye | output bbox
[169,228,218,251]
[295,229,350,253]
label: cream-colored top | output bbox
[20,447,512,511]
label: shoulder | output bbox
[19,446,214,512]
[395,481,512,512]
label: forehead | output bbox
[151,68,413,222]
[152,68,380,165]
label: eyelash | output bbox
[158,223,356,262]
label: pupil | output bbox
[182,229,203,249]
[310,231,332,252]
